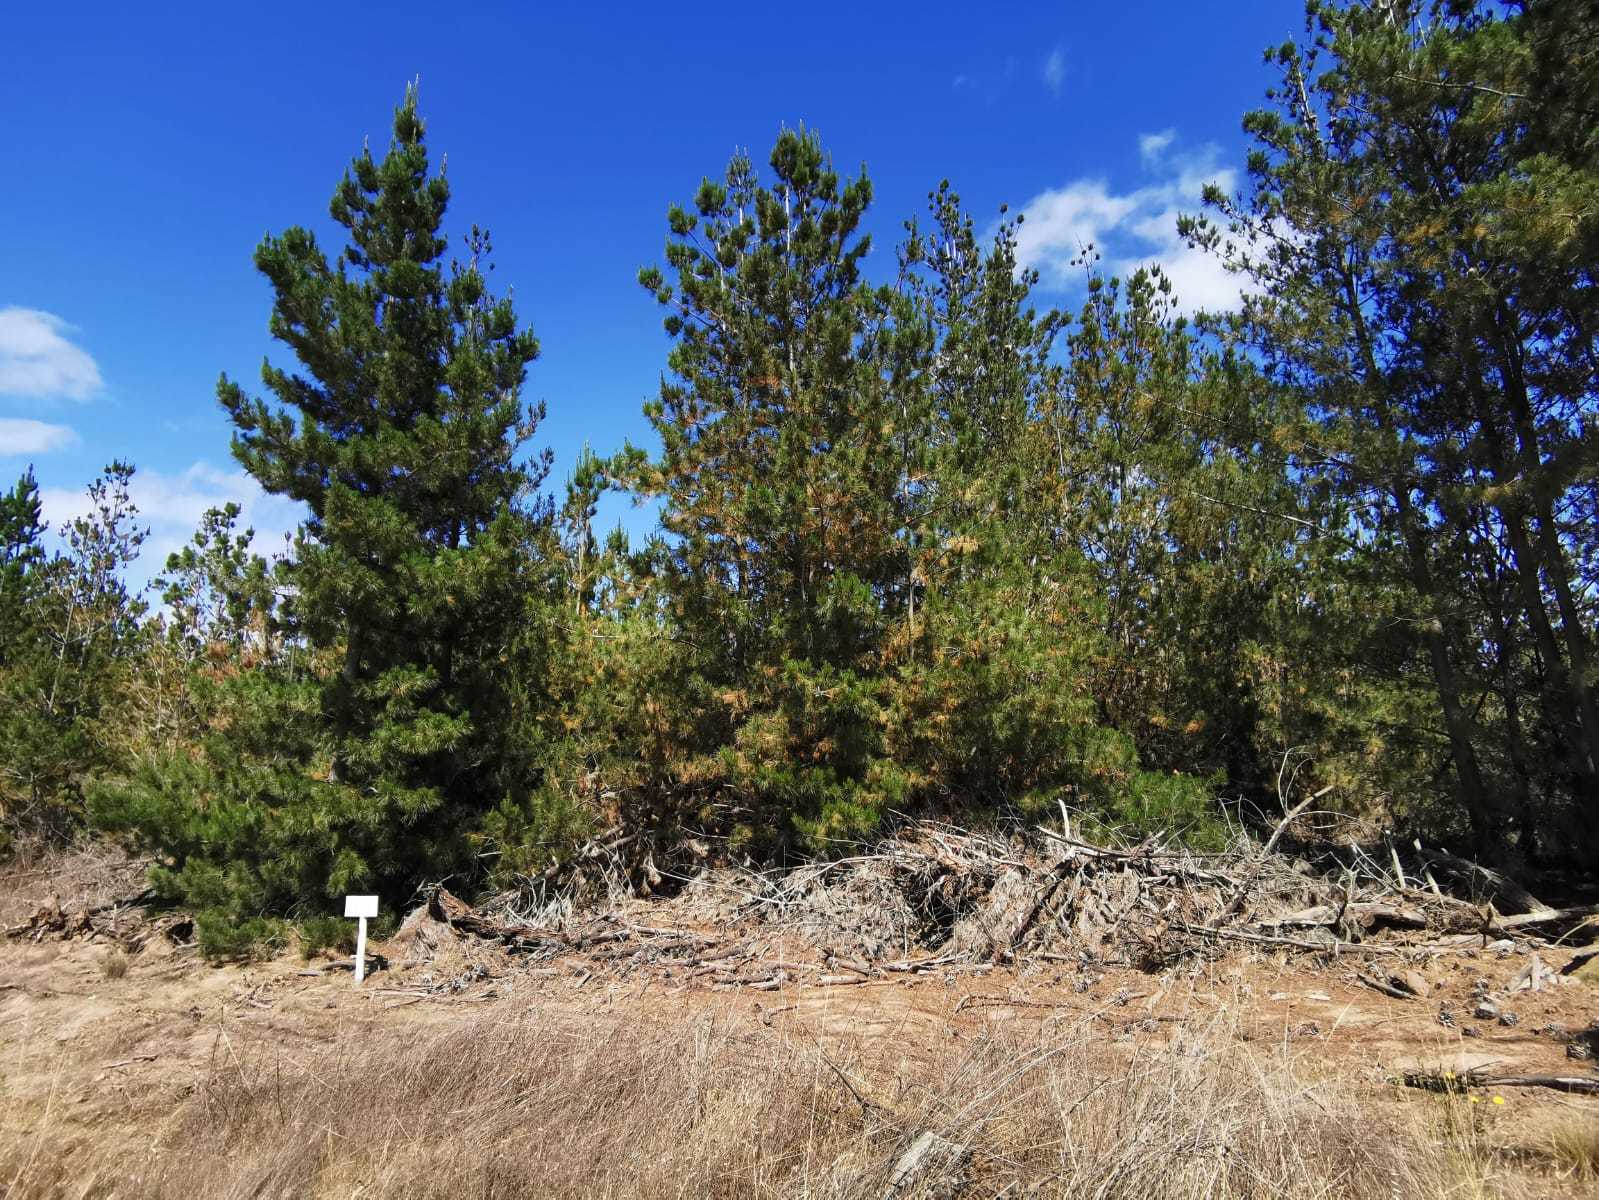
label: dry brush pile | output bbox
[379,817,1599,1004]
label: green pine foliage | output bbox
[615,129,910,848]
[1,463,147,845]
[0,0,1584,948]
[605,139,1228,854]
[1184,0,1599,855]
[0,468,47,662]
[92,87,564,943]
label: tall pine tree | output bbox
[96,87,557,940]
[1186,0,1599,856]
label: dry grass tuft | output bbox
[0,1001,1537,1200]
[99,947,131,979]
[1549,1120,1599,1183]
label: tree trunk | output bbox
[1494,309,1599,788]
[1394,488,1499,849]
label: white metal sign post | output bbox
[345,895,378,983]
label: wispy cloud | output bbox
[41,461,303,588]
[0,418,79,456]
[1139,129,1176,167]
[1042,45,1067,95]
[0,308,103,400]
[1009,132,1243,315]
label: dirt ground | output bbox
[2,855,1596,1198]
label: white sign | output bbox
[344,895,378,983]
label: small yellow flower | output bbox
[1492,1095,1505,1105]
[1469,1096,1481,1104]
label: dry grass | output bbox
[1550,1121,1599,1184]
[0,1003,1535,1200]
[99,946,130,979]
[0,836,146,927]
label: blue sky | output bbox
[2,1,1294,582]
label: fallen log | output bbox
[1172,921,1403,955]
[424,888,623,956]
[1414,847,1544,915]
[881,953,962,973]
[1256,902,1428,933]
[1481,1074,1599,1096]
[829,957,876,977]
[1354,903,1430,931]
[1256,904,1337,929]
[1492,904,1599,934]
[4,888,160,942]
[1400,1068,1599,1096]
[1509,954,1553,992]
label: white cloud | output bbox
[1043,45,1067,94]
[0,418,79,456]
[0,308,103,400]
[41,461,303,589]
[1010,133,1245,315]
[1139,129,1176,167]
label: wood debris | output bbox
[370,822,1596,998]
[14,821,1587,1013]
[882,1131,971,1199]
[1399,1066,1599,1096]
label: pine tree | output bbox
[622,128,911,846]
[2,464,146,841]
[95,87,559,938]
[631,130,896,670]
[1185,0,1599,856]
[157,504,275,658]
[0,468,46,667]
[610,154,1228,847]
